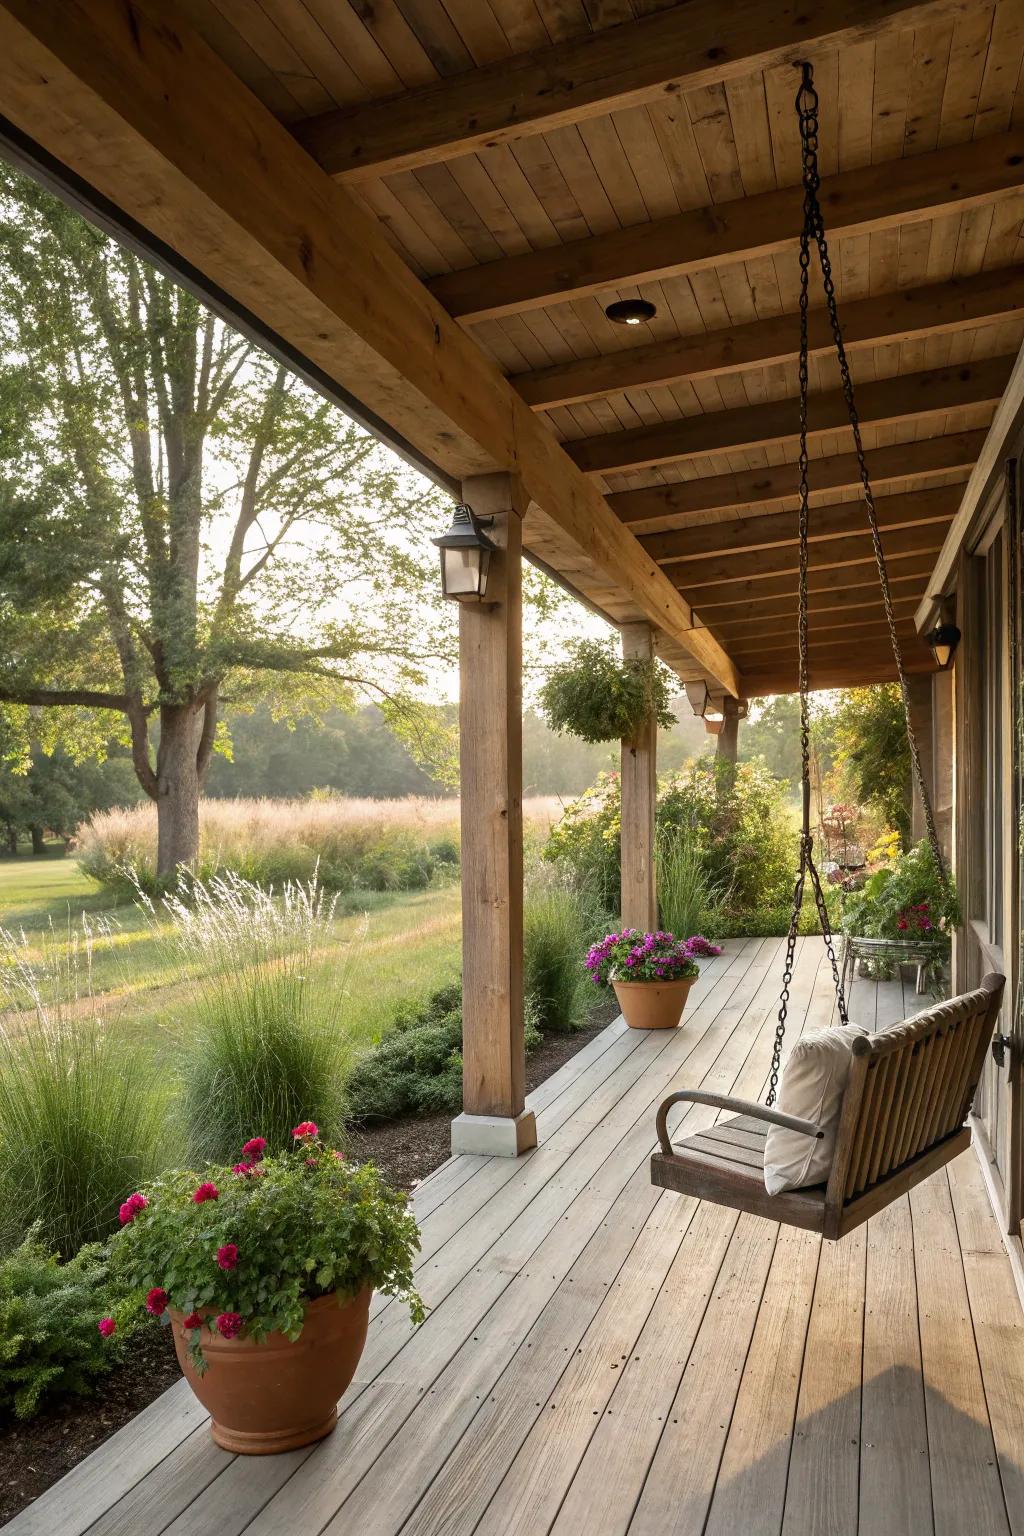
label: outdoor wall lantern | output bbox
[605,298,657,326]
[433,502,498,601]
[924,619,962,669]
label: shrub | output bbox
[0,1230,133,1419]
[344,982,543,1124]
[539,637,676,744]
[546,758,796,926]
[523,873,605,1034]
[0,921,165,1256]
[162,873,350,1163]
[107,1131,422,1367]
[827,685,912,848]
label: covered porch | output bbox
[7,940,1022,1536]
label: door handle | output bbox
[991,1033,1013,1068]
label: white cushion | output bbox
[763,1026,868,1195]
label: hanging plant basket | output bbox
[539,637,676,744]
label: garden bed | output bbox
[0,992,619,1526]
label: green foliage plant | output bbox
[0,920,164,1256]
[0,1228,134,1419]
[656,831,724,939]
[159,872,351,1163]
[827,685,912,848]
[841,839,959,943]
[523,870,605,1034]
[107,1129,423,1370]
[539,638,676,745]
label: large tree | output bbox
[0,167,456,875]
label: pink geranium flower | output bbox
[183,1312,202,1331]
[232,1162,255,1176]
[146,1287,168,1316]
[292,1121,318,1140]
[241,1137,267,1162]
[192,1181,219,1203]
[216,1312,243,1340]
[97,1317,116,1338]
[216,1243,239,1271]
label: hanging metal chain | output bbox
[794,63,949,889]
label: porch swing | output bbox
[650,64,1005,1241]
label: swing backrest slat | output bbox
[825,973,1004,1227]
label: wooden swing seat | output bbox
[651,973,1005,1241]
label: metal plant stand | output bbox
[840,934,949,998]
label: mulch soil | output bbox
[0,995,621,1526]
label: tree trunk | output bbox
[4,826,17,856]
[155,702,203,878]
[30,825,46,856]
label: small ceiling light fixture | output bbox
[605,298,657,327]
[432,502,498,601]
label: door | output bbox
[957,462,1022,1234]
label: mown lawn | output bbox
[0,853,462,1063]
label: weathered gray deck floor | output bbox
[6,937,1024,1536]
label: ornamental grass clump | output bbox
[585,930,719,987]
[160,873,352,1164]
[106,1126,423,1368]
[0,919,164,1256]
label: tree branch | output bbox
[0,685,132,710]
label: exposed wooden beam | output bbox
[295,1,959,182]
[642,484,961,565]
[670,521,948,592]
[0,0,740,697]
[608,431,984,531]
[568,357,1011,476]
[429,132,1024,322]
[515,268,1024,410]
[692,560,935,611]
[712,592,920,638]
[741,653,937,696]
[726,619,919,659]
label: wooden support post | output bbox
[620,624,658,932]
[451,473,537,1159]
[907,674,935,842]
[717,699,742,765]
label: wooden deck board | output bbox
[5,938,1022,1536]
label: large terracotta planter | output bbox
[612,976,695,1030]
[171,1286,372,1454]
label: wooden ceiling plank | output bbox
[0,0,741,696]
[691,558,936,609]
[741,653,936,693]
[608,429,985,528]
[428,128,1024,321]
[513,265,1024,409]
[567,354,1012,474]
[293,1,966,180]
[668,518,949,589]
[642,482,962,563]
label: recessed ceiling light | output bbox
[605,298,657,326]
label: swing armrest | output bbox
[655,1091,824,1155]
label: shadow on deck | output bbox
[6,937,1023,1536]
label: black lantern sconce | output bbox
[923,597,961,670]
[432,502,498,601]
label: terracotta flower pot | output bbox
[612,976,695,1030]
[170,1286,372,1454]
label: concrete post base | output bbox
[450,1109,538,1158]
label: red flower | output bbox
[216,1243,239,1271]
[192,1181,219,1203]
[291,1121,318,1141]
[332,1150,345,1162]
[897,917,908,931]
[232,1162,255,1176]
[305,1157,317,1169]
[216,1312,243,1340]
[119,1191,148,1225]
[97,1317,116,1338]
[182,1312,202,1331]
[241,1137,266,1162]
[146,1287,168,1316]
